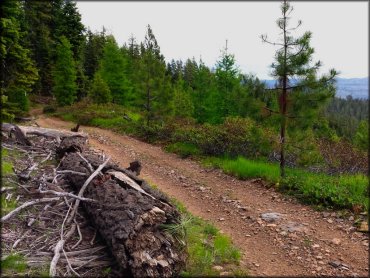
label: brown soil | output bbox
[36,116,369,277]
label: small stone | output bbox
[312,244,320,248]
[358,221,368,232]
[199,186,206,191]
[212,265,224,271]
[292,246,299,250]
[362,241,368,246]
[323,212,330,218]
[253,262,260,267]
[327,219,333,224]
[318,261,325,265]
[330,212,336,217]
[329,261,341,268]
[219,218,225,221]
[349,216,354,221]
[261,212,282,222]
[245,234,251,237]
[280,231,288,236]
[331,238,341,245]
[316,256,323,260]
[220,271,231,276]
[207,209,211,212]
[316,266,322,271]
[267,224,277,227]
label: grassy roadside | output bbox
[168,199,246,276]
[47,103,368,212]
[204,156,368,211]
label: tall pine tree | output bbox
[1,0,38,117]
[261,0,337,177]
[99,36,131,105]
[137,25,172,126]
[52,36,77,106]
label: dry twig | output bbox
[1,197,61,222]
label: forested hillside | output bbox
[2,0,368,171]
[2,1,369,276]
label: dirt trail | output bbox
[36,116,368,277]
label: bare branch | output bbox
[1,197,61,222]
[38,190,97,203]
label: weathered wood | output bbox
[59,152,186,277]
[2,123,32,146]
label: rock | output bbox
[349,216,354,221]
[199,186,206,192]
[220,271,231,276]
[219,218,225,221]
[323,212,330,218]
[316,266,322,271]
[357,221,368,232]
[312,244,320,248]
[327,219,333,224]
[261,212,282,222]
[316,256,323,260]
[329,261,341,268]
[253,262,260,267]
[212,265,224,271]
[331,238,341,245]
[280,221,306,233]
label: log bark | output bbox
[55,136,186,276]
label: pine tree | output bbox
[354,120,369,151]
[261,0,337,177]
[88,72,112,104]
[213,40,241,122]
[137,25,172,126]
[52,36,77,106]
[99,36,131,105]
[172,77,194,119]
[192,59,215,123]
[1,0,38,116]
[23,0,53,95]
[83,28,107,80]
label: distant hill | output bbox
[262,77,369,99]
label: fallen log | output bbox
[2,123,87,144]
[54,134,187,276]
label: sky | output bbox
[76,1,368,80]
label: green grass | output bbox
[165,142,200,158]
[167,199,246,277]
[2,149,13,176]
[1,253,28,275]
[204,156,280,182]
[205,156,369,211]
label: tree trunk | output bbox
[56,137,186,277]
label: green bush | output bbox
[165,142,200,158]
[42,105,57,114]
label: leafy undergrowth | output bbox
[165,142,200,158]
[48,102,368,212]
[167,199,247,277]
[204,156,369,212]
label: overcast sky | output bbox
[76,1,368,80]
